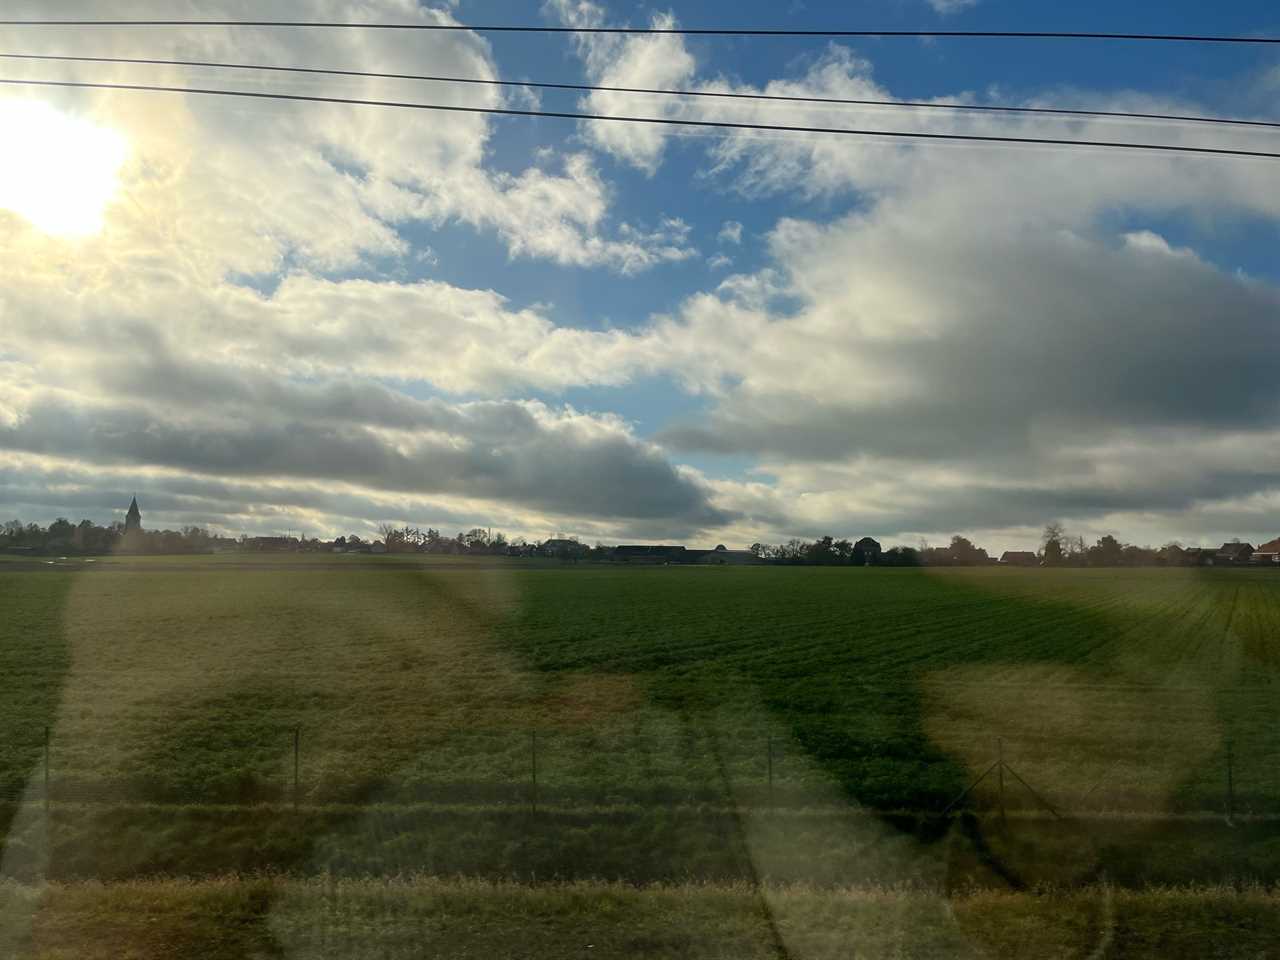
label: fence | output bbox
[3,725,799,810]
[2,726,1270,820]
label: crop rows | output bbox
[4,558,1280,887]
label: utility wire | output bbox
[1,21,1278,44]
[3,76,1277,161]
[4,52,1277,132]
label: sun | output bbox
[0,98,128,237]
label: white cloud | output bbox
[0,450,718,542]
[927,0,979,13]
[415,153,696,273]
[545,0,697,173]
[718,220,743,245]
[0,366,733,532]
[0,0,692,275]
[1,265,680,396]
[0,0,711,538]
[640,174,1280,544]
[8,6,1280,548]
[451,40,1280,544]
[549,26,1280,226]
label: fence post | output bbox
[293,726,300,809]
[997,737,1006,825]
[1226,737,1235,821]
[530,729,538,814]
[767,736,774,810]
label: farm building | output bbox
[612,544,759,564]
[852,537,882,565]
[241,536,298,552]
[1252,538,1280,564]
[1215,542,1255,565]
[999,551,1039,566]
[540,538,588,559]
[613,545,689,563]
[689,545,760,565]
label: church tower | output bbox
[125,495,142,534]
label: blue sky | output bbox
[402,0,1280,489]
[420,1,1280,392]
[2,0,1280,551]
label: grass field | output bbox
[5,557,1278,812]
[3,555,1280,952]
[4,876,1280,959]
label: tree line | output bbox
[373,525,527,555]
[1,518,216,555]
[0,516,1246,567]
[1032,522,1229,567]
[745,524,1242,567]
[746,535,986,566]
[0,519,534,557]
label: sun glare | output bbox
[0,99,128,237]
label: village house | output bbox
[999,550,1039,567]
[852,537,883,565]
[613,545,689,563]
[690,545,760,565]
[612,544,759,564]
[241,536,299,552]
[540,538,588,559]
[1215,542,1255,565]
[1252,538,1280,564]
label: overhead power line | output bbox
[4,52,1277,132]
[2,76,1277,161]
[0,20,1278,44]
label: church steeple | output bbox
[125,495,142,534]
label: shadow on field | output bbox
[496,568,1074,807]
[6,558,1280,957]
[0,568,72,857]
[495,564,1279,891]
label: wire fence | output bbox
[1,726,799,809]
[2,726,1273,819]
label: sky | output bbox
[2,0,1280,552]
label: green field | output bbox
[3,556,1280,954]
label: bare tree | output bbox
[1041,521,1065,566]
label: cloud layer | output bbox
[4,1,1280,549]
